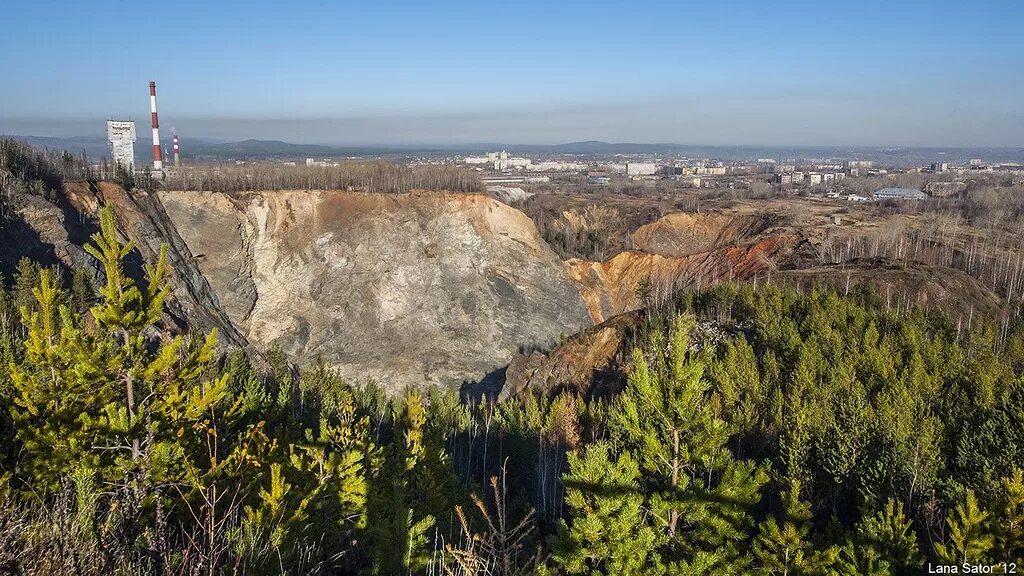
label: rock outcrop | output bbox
[630,212,787,257]
[0,192,90,277]
[500,311,643,400]
[60,181,258,353]
[7,183,1004,400]
[566,234,803,323]
[153,189,591,392]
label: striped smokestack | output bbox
[150,81,163,170]
[173,132,180,167]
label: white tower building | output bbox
[106,120,137,171]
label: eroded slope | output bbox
[158,189,591,392]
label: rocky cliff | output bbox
[151,189,591,392]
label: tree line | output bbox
[0,138,93,218]
[160,162,483,195]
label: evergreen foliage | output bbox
[2,229,1023,574]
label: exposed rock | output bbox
[155,189,592,393]
[566,234,803,323]
[0,192,92,279]
[62,181,258,354]
[631,211,787,257]
[6,181,1007,401]
[500,311,643,400]
[499,311,736,399]
[486,186,533,204]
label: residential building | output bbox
[874,187,927,200]
[625,162,659,176]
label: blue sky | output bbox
[1,0,1022,146]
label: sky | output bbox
[1,0,1022,147]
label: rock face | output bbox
[566,234,803,323]
[0,193,85,277]
[156,189,591,392]
[561,211,802,323]
[61,181,256,353]
[630,212,787,257]
[4,183,1009,399]
[500,311,643,400]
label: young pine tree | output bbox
[934,491,995,566]
[550,442,661,576]
[366,391,439,576]
[609,314,768,573]
[10,205,256,572]
[993,468,1024,563]
[838,499,921,576]
[10,269,117,488]
[751,480,839,576]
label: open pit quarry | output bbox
[1,183,1004,396]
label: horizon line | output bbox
[4,134,1024,152]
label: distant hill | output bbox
[186,139,337,158]
[5,135,110,159]
[507,141,689,155]
[3,135,1022,166]
[0,136,428,162]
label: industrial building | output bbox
[625,162,659,176]
[874,187,927,201]
[695,166,726,175]
[528,161,587,172]
[106,120,137,170]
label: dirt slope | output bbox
[567,234,803,323]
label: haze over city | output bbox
[2,0,1022,147]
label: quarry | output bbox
[1,175,1013,397]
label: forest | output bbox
[0,137,484,197]
[0,203,1022,575]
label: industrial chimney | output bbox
[149,81,163,170]
[173,132,180,167]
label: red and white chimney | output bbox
[173,132,180,167]
[149,81,163,170]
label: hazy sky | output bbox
[1,0,1022,146]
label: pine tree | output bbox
[366,391,439,576]
[233,462,313,572]
[292,390,373,555]
[834,542,890,576]
[848,499,922,576]
[0,281,16,394]
[10,268,117,488]
[10,205,257,571]
[84,206,172,467]
[609,314,767,572]
[12,257,40,314]
[934,491,995,565]
[993,469,1024,564]
[752,480,839,576]
[69,267,95,313]
[550,442,661,576]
